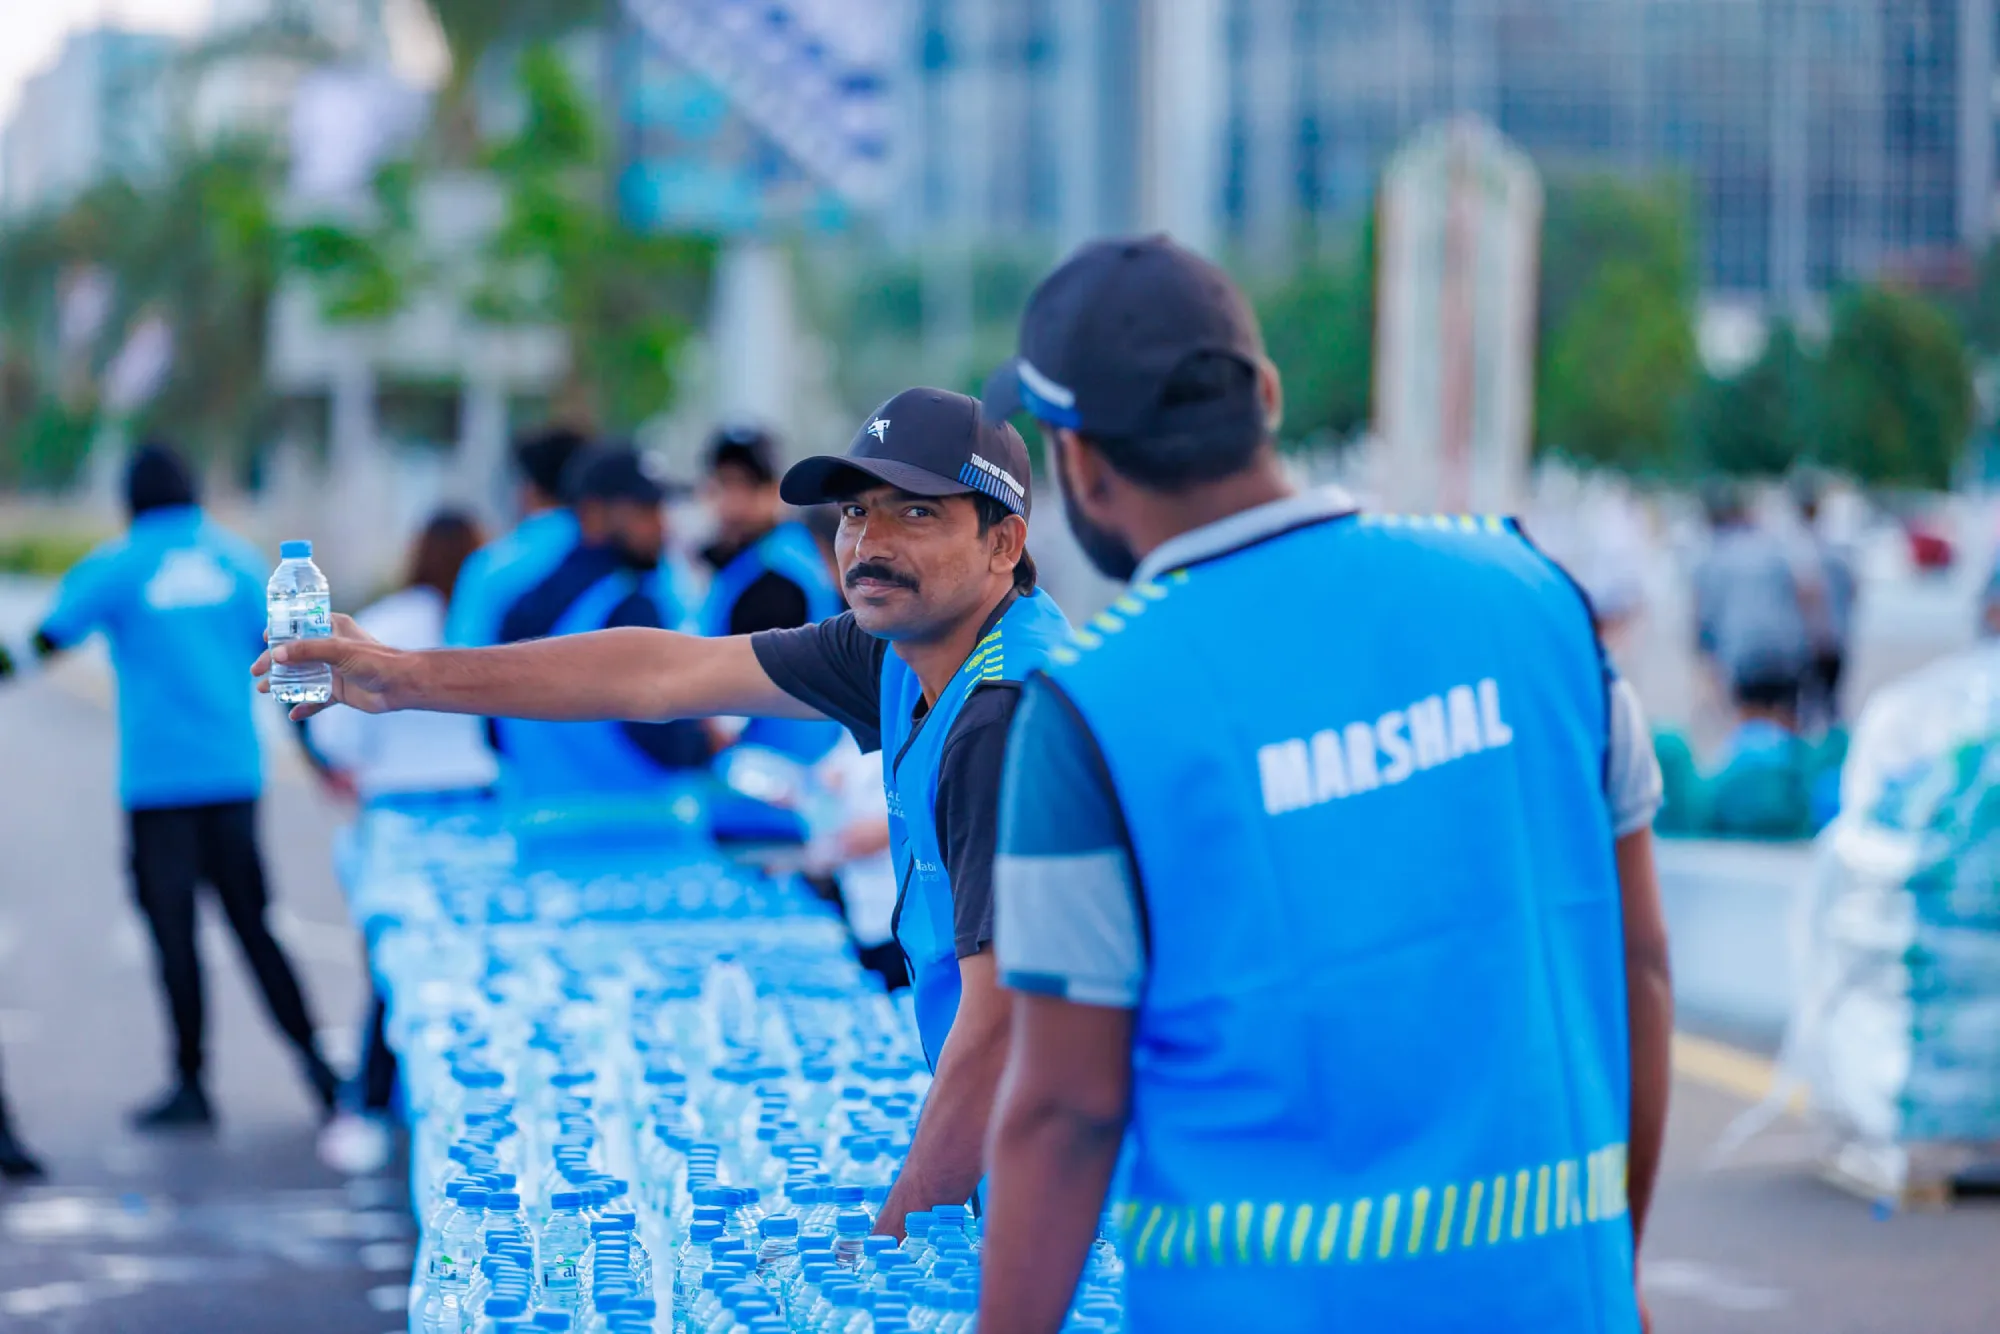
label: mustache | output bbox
[845,561,918,592]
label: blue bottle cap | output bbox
[904,1210,934,1236]
[484,1297,528,1318]
[532,1313,572,1331]
[456,1188,489,1209]
[759,1215,800,1238]
[550,1190,583,1210]
[862,1235,896,1255]
[280,540,312,559]
[689,1220,724,1243]
[933,1204,968,1224]
[488,1191,521,1210]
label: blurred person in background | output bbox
[493,445,712,797]
[802,737,908,992]
[0,1054,43,1180]
[1795,482,1856,733]
[1692,483,1812,727]
[0,444,338,1129]
[699,426,845,764]
[443,426,588,649]
[977,237,1670,1334]
[306,510,498,1174]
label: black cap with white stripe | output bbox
[982,233,1266,437]
[780,387,1032,517]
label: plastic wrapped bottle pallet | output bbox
[349,797,1129,1332]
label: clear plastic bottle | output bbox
[753,1214,803,1316]
[539,1190,589,1312]
[672,1219,722,1333]
[899,1212,936,1270]
[830,1209,870,1272]
[266,539,333,704]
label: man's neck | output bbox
[893,585,1016,707]
[1124,452,1298,571]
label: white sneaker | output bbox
[317,1112,393,1177]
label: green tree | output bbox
[1819,284,1974,490]
[1253,219,1374,446]
[423,0,605,162]
[1684,322,1818,477]
[1533,173,1700,471]
[476,44,714,429]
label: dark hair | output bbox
[1084,353,1268,493]
[125,441,197,516]
[970,492,1037,593]
[406,510,485,602]
[514,426,591,501]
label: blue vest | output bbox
[1046,514,1636,1334]
[701,522,845,763]
[497,570,692,801]
[883,590,1072,1071]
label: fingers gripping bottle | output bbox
[267,540,333,704]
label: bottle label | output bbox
[268,599,331,643]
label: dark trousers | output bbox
[356,984,398,1113]
[129,801,322,1083]
[1802,649,1845,731]
[0,1048,18,1137]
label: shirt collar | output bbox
[1131,486,1358,586]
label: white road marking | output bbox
[368,1283,410,1312]
[0,1280,95,1317]
[360,1240,415,1271]
[1645,1258,1789,1312]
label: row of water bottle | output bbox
[354,808,1126,1331]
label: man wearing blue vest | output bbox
[493,445,710,797]
[977,238,1675,1333]
[696,425,843,762]
[261,391,1067,1236]
[0,444,339,1130]
[443,425,587,648]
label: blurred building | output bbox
[898,0,1998,301]
[0,29,175,218]
[191,0,391,145]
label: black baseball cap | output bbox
[706,424,779,484]
[983,234,1265,437]
[566,445,678,505]
[780,388,1032,517]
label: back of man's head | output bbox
[126,441,197,518]
[514,426,591,506]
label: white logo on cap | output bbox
[865,418,891,442]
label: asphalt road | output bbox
[0,580,1996,1333]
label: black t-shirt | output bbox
[751,599,1018,959]
[701,538,813,636]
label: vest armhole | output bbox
[1030,670,1153,961]
[1505,517,1615,793]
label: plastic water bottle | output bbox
[831,1209,869,1271]
[672,1219,722,1333]
[539,1191,588,1311]
[266,540,333,705]
[754,1215,803,1316]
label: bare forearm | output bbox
[1626,950,1673,1252]
[876,1025,1007,1237]
[980,1097,1122,1334]
[389,629,808,723]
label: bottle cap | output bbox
[759,1215,800,1238]
[690,1220,724,1242]
[904,1211,934,1236]
[489,1191,521,1210]
[550,1191,583,1211]
[280,540,312,559]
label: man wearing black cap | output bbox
[260,389,1066,1231]
[1,443,339,1130]
[695,426,843,762]
[444,425,588,649]
[976,237,1672,1334]
[491,444,711,795]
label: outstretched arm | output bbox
[253,614,824,724]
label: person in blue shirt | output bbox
[0,444,338,1130]
[975,238,1675,1334]
[491,445,712,796]
[259,389,1065,1238]
[443,425,587,648]
[697,426,845,764]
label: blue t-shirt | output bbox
[40,507,269,810]
[443,509,579,648]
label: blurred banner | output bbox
[1375,117,1542,516]
[620,0,905,220]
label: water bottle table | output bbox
[358,797,1132,1333]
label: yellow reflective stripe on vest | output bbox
[1117,1141,1629,1268]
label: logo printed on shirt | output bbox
[1256,677,1515,816]
[143,548,235,611]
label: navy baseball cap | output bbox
[567,445,679,505]
[780,388,1032,517]
[983,234,1266,437]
